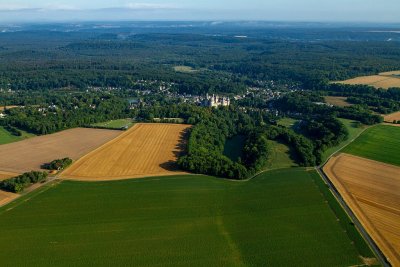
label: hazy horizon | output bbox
[0,0,399,23]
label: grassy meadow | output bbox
[266,140,298,170]
[0,126,35,145]
[0,169,372,266]
[91,118,134,130]
[342,125,400,166]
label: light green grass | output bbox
[91,118,134,129]
[342,125,400,166]
[266,140,298,170]
[0,169,372,267]
[173,65,198,73]
[278,117,299,129]
[223,135,246,162]
[0,126,35,145]
[321,118,366,163]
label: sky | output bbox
[0,0,399,23]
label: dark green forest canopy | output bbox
[0,30,400,93]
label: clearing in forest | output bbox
[60,123,191,181]
[324,153,400,267]
[324,96,352,107]
[0,128,121,174]
[0,105,19,111]
[336,70,400,89]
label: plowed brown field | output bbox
[324,153,400,266]
[0,128,121,174]
[60,123,191,181]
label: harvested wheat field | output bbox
[0,128,121,174]
[0,170,19,181]
[380,70,400,76]
[0,105,18,111]
[384,111,400,123]
[0,190,18,206]
[324,96,352,107]
[336,72,400,89]
[60,123,191,181]
[324,153,400,266]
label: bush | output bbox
[42,158,73,171]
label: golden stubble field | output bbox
[60,123,191,181]
[324,153,400,267]
[0,128,121,174]
[384,111,400,123]
[336,71,400,89]
[0,105,19,111]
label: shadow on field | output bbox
[159,127,191,172]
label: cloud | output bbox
[125,3,178,10]
[0,3,79,11]
[0,4,31,11]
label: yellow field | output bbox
[0,128,121,174]
[60,123,191,181]
[0,190,18,206]
[384,111,400,123]
[0,171,19,181]
[336,71,400,89]
[324,96,352,107]
[0,105,18,111]
[324,153,400,266]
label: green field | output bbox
[266,140,298,170]
[321,119,366,163]
[277,117,299,129]
[173,65,198,73]
[0,169,372,266]
[91,118,134,129]
[342,125,400,166]
[0,126,35,145]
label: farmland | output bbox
[0,105,19,111]
[324,154,400,266]
[384,111,400,123]
[342,125,400,166]
[0,169,372,266]
[0,128,121,174]
[0,126,35,145]
[0,190,17,206]
[60,123,191,181]
[90,118,134,130]
[324,96,352,107]
[335,71,400,89]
